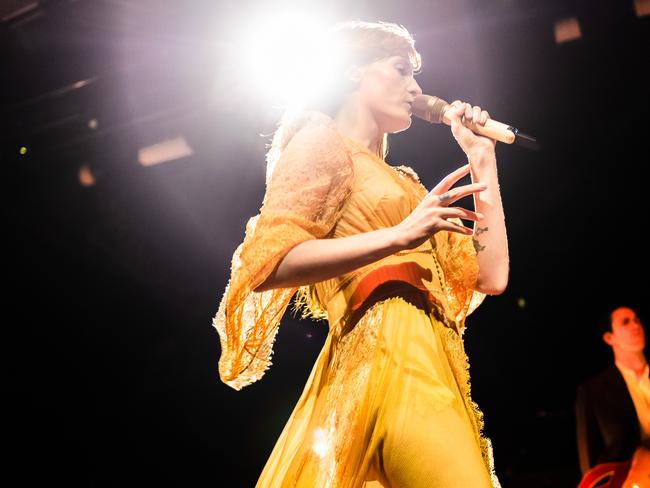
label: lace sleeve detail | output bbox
[433,222,486,326]
[213,117,354,390]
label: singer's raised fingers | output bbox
[439,219,474,236]
[435,182,487,207]
[440,207,484,222]
[429,164,470,194]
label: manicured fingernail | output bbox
[477,213,485,219]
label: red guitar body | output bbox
[577,460,632,488]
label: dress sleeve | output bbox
[213,118,354,390]
[433,223,486,325]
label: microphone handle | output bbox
[440,105,516,144]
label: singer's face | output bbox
[356,55,422,133]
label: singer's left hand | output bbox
[447,101,497,158]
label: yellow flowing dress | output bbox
[213,111,501,487]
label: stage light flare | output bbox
[635,0,650,17]
[138,136,193,167]
[554,17,582,44]
[238,12,343,107]
[312,427,329,458]
[78,164,96,187]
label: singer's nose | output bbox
[408,78,423,97]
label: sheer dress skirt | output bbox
[256,281,496,488]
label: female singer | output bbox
[214,20,509,487]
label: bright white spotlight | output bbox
[239,12,343,108]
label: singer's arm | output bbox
[468,149,509,295]
[254,175,486,293]
[449,102,510,295]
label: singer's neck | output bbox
[334,95,383,157]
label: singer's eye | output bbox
[395,64,412,77]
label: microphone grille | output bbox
[412,95,449,124]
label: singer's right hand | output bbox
[393,164,486,250]
[447,100,497,157]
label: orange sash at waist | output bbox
[348,261,435,312]
[320,252,447,333]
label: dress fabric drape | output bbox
[213,111,500,487]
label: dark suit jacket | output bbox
[575,365,641,474]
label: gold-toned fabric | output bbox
[616,361,650,439]
[213,110,499,486]
[213,112,354,391]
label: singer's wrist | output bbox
[466,148,497,169]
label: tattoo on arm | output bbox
[473,226,488,253]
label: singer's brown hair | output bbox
[265,20,421,181]
[332,20,422,78]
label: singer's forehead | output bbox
[391,55,410,64]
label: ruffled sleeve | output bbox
[433,222,486,326]
[213,116,354,390]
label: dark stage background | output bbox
[4,0,649,486]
